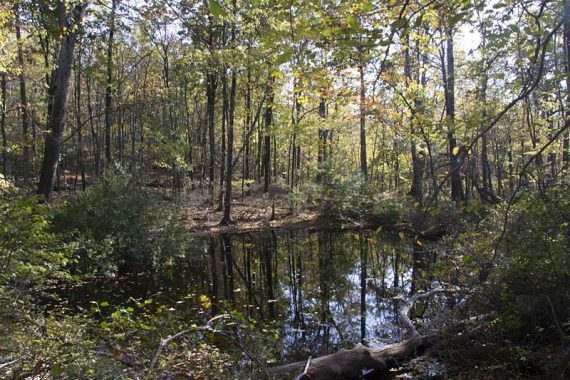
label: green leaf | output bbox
[208,0,226,17]
[361,1,374,12]
[275,51,291,65]
[449,13,465,27]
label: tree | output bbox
[37,1,88,201]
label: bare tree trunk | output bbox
[104,0,117,167]
[407,33,424,203]
[207,72,217,200]
[218,69,228,210]
[222,67,237,224]
[359,57,368,179]
[15,5,30,186]
[443,29,464,203]
[37,1,88,201]
[562,0,570,168]
[75,45,86,190]
[86,76,100,178]
[1,73,7,176]
[263,77,274,194]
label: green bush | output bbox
[0,175,69,286]
[53,166,189,275]
[435,186,570,378]
[496,187,570,346]
[318,172,369,220]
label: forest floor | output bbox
[179,183,373,236]
[181,193,347,236]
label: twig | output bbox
[0,358,20,370]
[394,287,458,338]
[295,356,312,380]
[149,313,228,369]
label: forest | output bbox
[0,0,569,378]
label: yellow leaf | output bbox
[452,147,460,156]
[398,232,405,239]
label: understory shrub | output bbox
[435,186,570,378]
[0,175,70,286]
[53,166,190,275]
[318,172,370,219]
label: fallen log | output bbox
[271,287,452,380]
[271,335,431,379]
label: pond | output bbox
[61,228,444,364]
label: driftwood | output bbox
[271,287,450,380]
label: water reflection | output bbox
[64,229,438,361]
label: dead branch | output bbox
[271,286,456,380]
[149,313,228,369]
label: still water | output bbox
[64,228,441,362]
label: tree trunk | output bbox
[207,73,217,200]
[359,58,368,179]
[407,33,424,203]
[271,288,450,379]
[75,45,86,190]
[222,69,237,224]
[218,69,228,210]
[15,5,30,186]
[37,1,88,201]
[443,30,464,203]
[562,0,570,168]
[105,0,118,166]
[1,73,7,177]
[263,77,274,194]
[86,76,101,178]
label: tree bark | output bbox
[222,68,237,223]
[1,73,7,177]
[207,72,217,200]
[263,77,274,194]
[443,30,464,203]
[407,32,424,203]
[105,0,118,166]
[562,0,570,168]
[359,57,368,179]
[37,1,88,201]
[15,5,30,186]
[75,45,86,191]
[271,288,450,379]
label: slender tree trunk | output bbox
[207,73,217,200]
[407,33,424,203]
[564,0,570,165]
[244,66,252,182]
[263,77,274,194]
[75,46,86,190]
[359,57,368,179]
[86,76,100,178]
[1,73,7,176]
[15,5,30,186]
[222,68,237,223]
[443,30,464,203]
[480,74,494,199]
[37,2,88,201]
[105,0,117,166]
[218,69,228,210]
[317,96,327,182]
